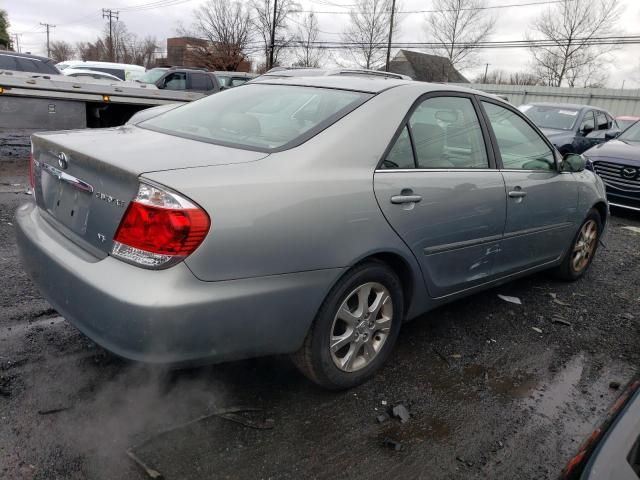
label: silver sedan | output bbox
[15,76,608,389]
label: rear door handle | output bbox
[508,190,527,198]
[391,194,422,204]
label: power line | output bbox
[297,0,572,14]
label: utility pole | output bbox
[483,63,490,83]
[102,8,119,62]
[385,0,397,72]
[40,23,55,57]
[268,0,278,70]
[12,33,21,53]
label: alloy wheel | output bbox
[329,282,393,373]
[572,219,598,273]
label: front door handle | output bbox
[391,194,422,204]
[508,190,527,198]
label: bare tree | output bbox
[528,0,621,87]
[49,40,75,63]
[187,0,253,71]
[342,0,397,70]
[0,10,10,50]
[293,12,324,67]
[424,0,495,71]
[251,0,298,69]
[473,69,539,85]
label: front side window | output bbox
[596,111,609,130]
[482,101,555,171]
[142,84,371,151]
[163,72,187,90]
[408,96,489,169]
[579,111,595,134]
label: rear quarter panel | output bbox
[143,83,438,318]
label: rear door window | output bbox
[409,96,489,169]
[142,84,371,151]
[482,101,555,171]
[15,58,41,73]
[190,73,212,91]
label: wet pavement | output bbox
[1,156,639,480]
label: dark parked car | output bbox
[519,102,620,155]
[0,51,60,75]
[584,120,640,212]
[141,67,221,94]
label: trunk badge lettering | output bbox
[97,233,106,243]
[95,192,126,207]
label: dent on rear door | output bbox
[375,171,507,298]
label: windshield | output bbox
[138,68,168,84]
[618,121,640,142]
[519,105,579,130]
[141,84,372,151]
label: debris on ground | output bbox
[498,294,522,305]
[381,400,387,406]
[451,354,462,359]
[392,404,410,423]
[127,406,267,479]
[377,413,390,424]
[37,406,71,415]
[621,313,635,321]
[622,226,640,234]
[553,298,571,306]
[532,327,543,334]
[551,317,572,327]
[382,437,403,451]
[609,381,621,390]
[433,348,451,366]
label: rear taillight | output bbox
[111,182,210,269]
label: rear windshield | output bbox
[519,105,579,130]
[141,84,372,151]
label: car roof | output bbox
[249,75,503,97]
[525,102,604,111]
[0,51,54,63]
[616,115,640,120]
[57,60,145,70]
[63,68,121,78]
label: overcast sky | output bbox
[5,0,640,87]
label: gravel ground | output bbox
[1,155,639,480]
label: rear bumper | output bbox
[15,201,342,364]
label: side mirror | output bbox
[604,130,620,140]
[581,123,594,135]
[562,153,586,172]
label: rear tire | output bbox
[292,261,403,390]
[554,209,601,281]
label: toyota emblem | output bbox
[57,152,68,170]
[621,167,637,179]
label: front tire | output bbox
[554,209,602,281]
[292,261,403,390]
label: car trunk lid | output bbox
[31,126,268,257]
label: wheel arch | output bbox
[592,201,608,228]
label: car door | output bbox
[374,93,507,298]
[189,72,213,93]
[479,99,578,275]
[161,72,187,90]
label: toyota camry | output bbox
[16,76,608,389]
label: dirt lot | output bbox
[1,154,639,480]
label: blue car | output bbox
[584,120,640,212]
[519,103,620,155]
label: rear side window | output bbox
[142,84,371,151]
[384,126,414,169]
[15,58,41,73]
[0,55,17,70]
[482,101,555,171]
[190,73,212,91]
